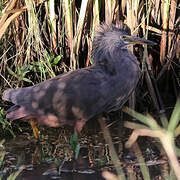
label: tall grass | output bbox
[0,0,179,88]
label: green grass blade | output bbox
[168,98,180,133]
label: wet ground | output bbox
[0,116,172,180]
[1,126,110,180]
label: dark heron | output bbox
[2,24,156,134]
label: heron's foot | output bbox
[69,130,80,160]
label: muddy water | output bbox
[0,119,168,180]
[1,125,113,180]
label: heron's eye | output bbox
[119,35,127,40]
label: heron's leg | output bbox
[74,119,86,133]
[29,119,40,139]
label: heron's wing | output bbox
[2,66,112,122]
[2,71,70,104]
[3,55,141,123]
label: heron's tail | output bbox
[6,105,28,120]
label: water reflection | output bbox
[2,131,109,180]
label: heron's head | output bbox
[91,24,156,64]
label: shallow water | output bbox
[1,126,112,180]
[0,118,170,180]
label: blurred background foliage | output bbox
[0,0,179,136]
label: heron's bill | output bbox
[120,34,157,45]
